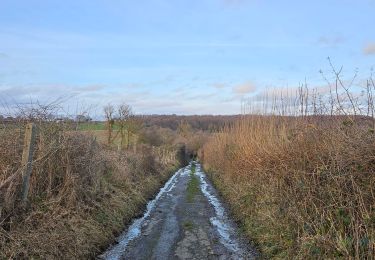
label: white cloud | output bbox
[232,81,257,94]
[363,42,375,55]
[0,53,9,59]
[0,83,243,116]
[210,82,227,89]
[317,35,345,48]
[79,85,106,92]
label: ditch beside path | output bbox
[100,163,258,260]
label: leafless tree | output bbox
[104,104,115,145]
[117,103,132,149]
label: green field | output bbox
[77,122,107,131]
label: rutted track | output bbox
[100,162,257,260]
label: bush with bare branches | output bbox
[0,103,182,259]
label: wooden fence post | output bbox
[21,123,37,203]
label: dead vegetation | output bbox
[0,103,183,259]
[202,67,375,258]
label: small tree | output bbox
[117,103,132,149]
[104,104,115,145]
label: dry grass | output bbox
[203,116,375,258]
[0,120,181,259]
[202,70,375,258]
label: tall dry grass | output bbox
[202,69,375,258]
[0,109,182,258]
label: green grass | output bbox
[77,122,107,131]
[77,122,122,131]
[77,122,134,148]
[191,163,196,174]
[183,220,194,231]
[186,170,200,203]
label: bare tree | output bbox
[368,72,375,129]
[104,104,115,145]
[117,103,132,149]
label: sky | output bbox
[0,0,374,116]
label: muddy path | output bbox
[100,162,257,260]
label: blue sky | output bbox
[0,0,374,115]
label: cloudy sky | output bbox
[0,0,374,115]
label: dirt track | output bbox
[100,163,257,260]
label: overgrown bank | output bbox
[0,121,185,259]
[202,116,375,259]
